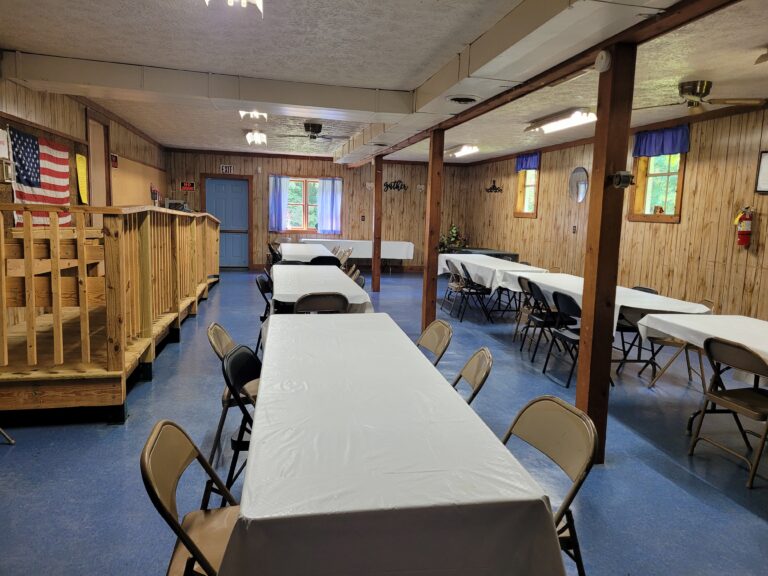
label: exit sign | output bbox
[220,164,234,174]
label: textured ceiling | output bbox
[0,0,518,91]
[92,97,367,154]
[389,0,768,162]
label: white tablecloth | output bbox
[301,238,414,260]
[638,314,768,363]
[271,265,373,312]
[506,273,710,331]
[438,253,548,291]
[220,313,565,576]
[279,242,333,262]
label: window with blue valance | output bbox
[632,125,690,158]
[515,152,540,172]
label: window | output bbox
[629,153,685,223]
[286,178,319,230]
[515,169,539,218]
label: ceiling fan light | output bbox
[245,130,267,146]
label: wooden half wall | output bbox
[447,109,768,320]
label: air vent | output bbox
[446,94,479,105]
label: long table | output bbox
[503,272,710,331]
[438,253,548,291]
[301,238,415,260]
[279,242,333,262]
[271,264,373,313]
[220,313,566,576]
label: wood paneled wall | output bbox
[0,81,86,141]
[109,120,165,170]
[445,109,768,320]
[166,153,459,267]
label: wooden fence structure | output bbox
[0,204,220,417]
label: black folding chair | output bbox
[542,292,582,387]
[519,280,561,362]
[457,263,493,323]
[310,255,342,266]
[221,345,262,494]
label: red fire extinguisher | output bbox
[733,206,753,247]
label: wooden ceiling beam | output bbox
[347,0,742,169]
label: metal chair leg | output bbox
[0,427,14,445]
[208,403,229,465]
[646,345,685,389]
[542,336,557,375]
[747,422,768,489]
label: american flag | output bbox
[10,127,71,226]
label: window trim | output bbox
[286,177,320,232]
[514,169,539,219]
[628,153,686,224]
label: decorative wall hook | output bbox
[485,179,503,193]
[384,180,408,192]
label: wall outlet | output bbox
[361,215,366,222]
[572,225,577,234]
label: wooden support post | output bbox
[22,211,37,365]
[421,128,445,331]
[75,212,91,363]
[371,156,383,292]
[104,214,126,372]
[0,216,7,366]
[49,212,64,365]
[576,44,637,464]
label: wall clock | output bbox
[569,167,589,203]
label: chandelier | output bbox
[205,0,263,16]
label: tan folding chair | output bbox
[416,319,453,366]
[295,292,349,314]
[644,299,716,390]
[502,396,597,576]
[331,245,341,255]
[350,269,361,282]
[346,264,357,277]
[451,347,492,405]
[206,323,260,465]
[690,338,768,488]
[338,247,353,268]
[140,420,239,576]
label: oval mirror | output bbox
[569,167,589,203]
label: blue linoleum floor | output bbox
[1,270,766,576]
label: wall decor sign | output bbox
[756,151,768,194]
[220,164,234,174]
[180,181,196,192]
[485,179,503,193]
[110,153,118,168]
[384,180,408,192]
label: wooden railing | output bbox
[0,204,220,375]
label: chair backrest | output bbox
[331,245,340,255]
[355,274,365,289]
[526,280,552,313]
[552,291,581,324]
[338,248,353,266]
[704,338,768,385]
[699,298,717,313]
[207,322,236,360]
[451,347,493,404]
[502,396,597,525]
[310,255,342,267]
[346,264,357,277]
[459,262,476,285]
[350,269,361,281]
[632,285,658,295]
[416,319,453,366]
[294,292,349,314]
[445,259,462,280]
[255,274,272,304]
[222,345,262,424]
[140,420,236,576]
[268,243,281,262]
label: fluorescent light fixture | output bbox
[525,108,597,134]
[239,110,268,121]
[445,145,480,158]
[206,0,263,16]
[245,130,267,145]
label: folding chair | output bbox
[451,347,493,405]
[416,319,453,366]
[294,292,349,314]
[689,338,768,488]
[502,396,597,576]
[542,292,581,387]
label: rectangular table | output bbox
[504,272,710,331]
[438,253,548,291]
[221,313,565,576]
[271,264,373,313]
[279,242,333,263]
[301,238,414,260]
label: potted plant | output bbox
[439,224,469,253]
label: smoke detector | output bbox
[446,94,479,105]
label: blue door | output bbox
[206,178,249,267]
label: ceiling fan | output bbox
[275,122,348,142]
[634,80,766,114]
